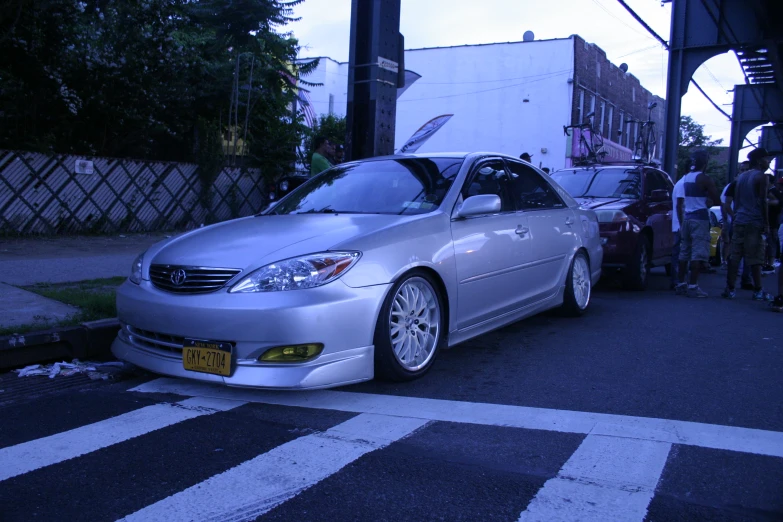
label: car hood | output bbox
[148,213,418,271]
[575,197,636,211]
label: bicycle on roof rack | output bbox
[563,111,607,165]
[624,101,658,165]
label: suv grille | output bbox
[149,265,241,294]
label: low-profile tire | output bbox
[374,271,446,382]
[561,251,592,317]
[623,235,651,291]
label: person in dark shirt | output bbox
[763,177,782,272]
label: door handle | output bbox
[516,226,529,235]
[565,217,575,227]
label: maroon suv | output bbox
[551,164,675,290]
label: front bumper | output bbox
[111,279,391,389]
[598,224,638,267]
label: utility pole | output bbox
[345,0,405,161]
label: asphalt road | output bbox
[0,267,781,521]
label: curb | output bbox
[0,318,119,370]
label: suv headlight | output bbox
[129,253,144,285]
[595,210,629,223]
[229,252,361,293]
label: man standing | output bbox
[520,152,533,163]
[722,148,775,300]
[675,149,721,297]
[670,173,686,291]
[310,135,334,176]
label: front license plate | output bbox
[182,339,233,377]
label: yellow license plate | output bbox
[182,339,233,377]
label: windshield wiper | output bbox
[297,206,336,214]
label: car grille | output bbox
[149,265,241,294]
[124,324,184,357]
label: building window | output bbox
[596,62,601,78]
[607,106,614,141]
[632,87,636,102]
[577,89,584,123]
[589,94,596,118]
[600,100,606,136]
[329,94,335,115]
[625,120,632,148]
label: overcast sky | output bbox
[287,0,757,149]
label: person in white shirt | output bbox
[670,175,686,290]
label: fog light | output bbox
[259,343,324,362]
[600,237,608,245]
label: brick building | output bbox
[301,34,666,171]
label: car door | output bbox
[450,159,532,329]
[505,159,578,303]
[643,169,674,261]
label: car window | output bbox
[644,170,668,198]
[551,168,642,199]
[505,160,566,211]
[460,160,514,213]
[270,157,463,215]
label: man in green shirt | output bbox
[310,135,334,176]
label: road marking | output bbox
[131,378,783,458]
[518,434,671,521]
[0,397,243,483]
[117,413,427,522]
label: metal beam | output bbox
[728,84,783,181]
[345,0,402,161]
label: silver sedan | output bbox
[111,153,603,389]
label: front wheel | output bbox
[623,236,650,291]
[561,252,591,316]
[374,272,445,382]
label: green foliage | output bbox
[301,113,346,165]
[0,0,318,176]
[677,115,728,189]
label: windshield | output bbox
[551,168,642,199]
[270,157,463,215]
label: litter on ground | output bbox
[14,359,132,380]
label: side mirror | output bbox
[649,189,670,202]
[455,195,501,218]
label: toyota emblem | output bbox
[170,268,187,286]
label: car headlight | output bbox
[594,210,629,223]
[129,253,144,285]
[229,252,361,293]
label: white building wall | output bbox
[301,38,576,170]
[395,39,575,170]
[302,57,349,118]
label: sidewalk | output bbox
[0,233,173,330]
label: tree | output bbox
[0,0,318,172]
[678,115,728,189]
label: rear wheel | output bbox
[623,236,651,291]
[561,252,591,316]
[374,272,445,382]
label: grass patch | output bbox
[0,277,125,336]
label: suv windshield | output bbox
[270,157,463,215]
[551,168,642,199]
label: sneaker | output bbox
[762,265,776,274]
[770,296,783,312]
[674,283,687,296]
[721,288,736,299]
[686,286,708,298]
[720,262,728,271]
[752,290,774,301]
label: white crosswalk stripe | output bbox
[0,396,244,483]
[117,413,428,522]
[519,435,671,521]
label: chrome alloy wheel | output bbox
[572,255,591,310]
[388,277,441,371]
